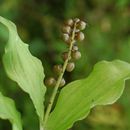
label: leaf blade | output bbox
[0,92,22,130]
[46,60,130,130]
[0,16,46,122]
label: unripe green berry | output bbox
[45,77,56,87]
[75,32,85,41]
[53,64,62,75]
[65,19,74,27]
[72,45,79,51]
[62,52,71,61]
[59,78,66,87]
[77,21,86,30]
[62,25,71,34]
[72,51,81,60]
[66,62,75,72]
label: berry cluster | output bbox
[45,18,86,88]
[62,18,86,44]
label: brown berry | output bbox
[72,45,78,51]
[75,32,85,41]
[45,77,56,87]
[75,29,80,33]
[59,78,66,87]
[62,33,70,43]
[53,64,62,75]
[72,51,81,60]
[62,25,71,34]
[66,62,75,72]
[74,18,80,23]
[77,21,86,30]
[65,19,74,27]
[62,52,71,61]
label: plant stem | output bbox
[40,121,44,130]
[44,22,77,125]
[40,126,44,130]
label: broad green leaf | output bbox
[0,16,46,122]
[0,92,22,130]
[46,60,130,130]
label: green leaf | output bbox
[0,16,46,122]
[46,60,130,130]
[0,92,22,130]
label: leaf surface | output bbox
[0,92,22,130]
[46,60,130,130]
[0,16,46,122]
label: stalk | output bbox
[44,22,77,125]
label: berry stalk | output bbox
[44,18,86,126]
[44,21,77,125]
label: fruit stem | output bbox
[44,22,77,125]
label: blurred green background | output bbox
[0,0,130,130]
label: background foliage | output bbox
[0,0,130,130]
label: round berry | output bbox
[77,21,86,30]
[45,77,56,87]
[75,29,80,33]
[62,33,70,43]
[75,32,85,41]
[72,45,79,51]
[72,51,81,60]
[53,64,62,75]
[65,19,74,27]
[74,18,80,23]
[62,52,71,61]
[62,25,71,34]
[66,62,75,72]
[59,78,66,87]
